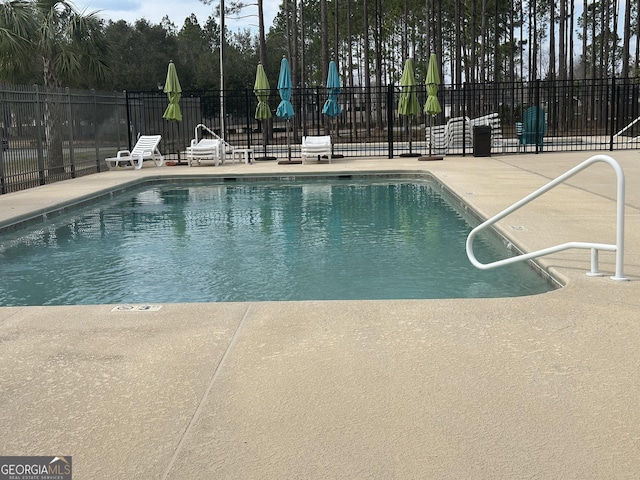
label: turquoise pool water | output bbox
[0,179,554,305]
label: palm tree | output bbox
[0,1,38,77]
[0,0,110,174]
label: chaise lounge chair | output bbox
[425,123,447,153]
[105,135,164,170]
[187,123,254,166]
[425,116,473,154]
[427,114,504,155]
[444,116,473,151]
[301,135,332,164]
[186,138,223,167]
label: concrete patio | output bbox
[0,150,638,479]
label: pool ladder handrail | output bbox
[466,154,628,281]
[194,123,233,156]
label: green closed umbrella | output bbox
[254,62,271,159]
[162,60,182,122]
[424,53,442,158]
[254,63,271,121]
[162,60,182,162]
[398,58,421,155]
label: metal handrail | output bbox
[466,154,627,281]
[194,123,233,151]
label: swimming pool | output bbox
[0,177,555,305]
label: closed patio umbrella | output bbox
[162,60,182,122]
[162,60,182,163]
[253,62,273,160]
[276,56,299,164]
[276,57,294,120]
[424,54,442,117]
[398,58,421,156]
[322,60,342,157]
[322,60,342,117]
[420,53,443,161]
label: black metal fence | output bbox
[0,85,128,194]
[2,77,640,194]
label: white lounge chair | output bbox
[186,138,223,167]
[426,117,473,154]
[445,116,473,151]
[105,135,164,170]
[301,135,332,164]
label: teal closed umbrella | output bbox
[276,57,294,120]
[254,62,272,159]
[398,58,421,155]
[276,57,299,164]
[322,60,342,157]
[322,60,342,117]
[162,61,182,122]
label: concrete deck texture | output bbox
[0,150,639,479]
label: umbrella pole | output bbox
[429,115,433,156]
[418,114,443,162]
[330,116,344,159]
[400,116,420,157]
[277,118,301,164]
[333,117,336,156]
[409,116,413,154]
[256,119,275,161]
[176,120,184,165]
[335,117,338,155]
[263,120,267,157]
[287,120,291,161]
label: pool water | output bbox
[0,180,554,306]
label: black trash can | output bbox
[473,125,491,157]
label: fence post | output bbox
[462,82,467,156]
[388,84,394,158]
[315,88,321,135]
[93,90,101,172]
[245,88,252,148]
[124,90,132,150]
[115,92,123,151]
[66,87,76,178]
[609,76,616,151]
[34,85,46,185]
[0,138,4,194]
[0,92,5,194]
[534,79,541,154]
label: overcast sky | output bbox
[83,0,279,32]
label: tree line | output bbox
[275,0,640,89]
[1,0,639,95]
[0,0,637,174]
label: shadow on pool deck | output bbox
[0,151,639,478]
